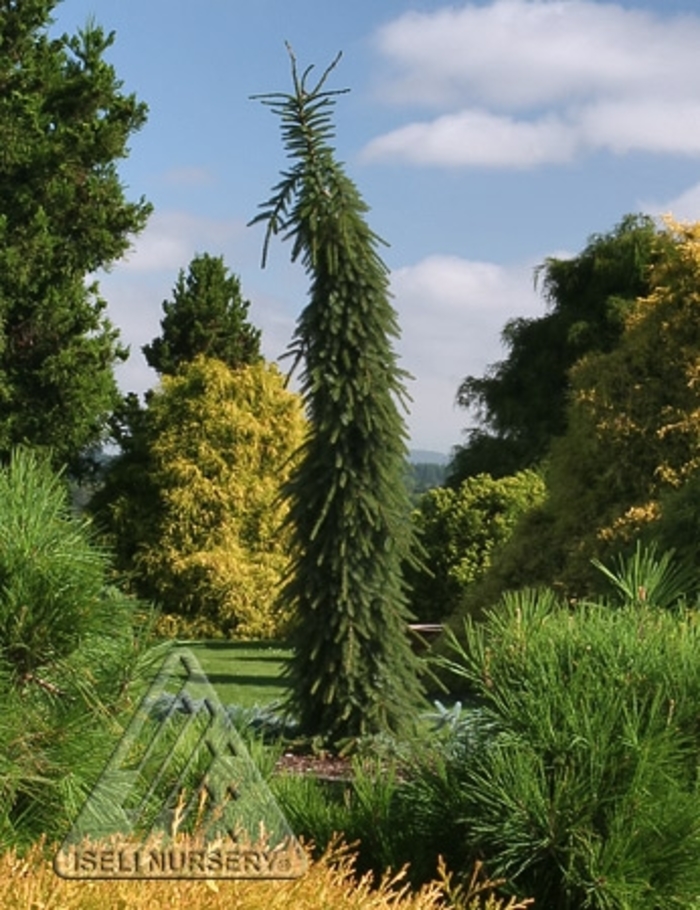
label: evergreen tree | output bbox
[143,253,261,376]
[0,1,151,473]
[93,253,297,637]
[0,448,158,847]
[99,253,262,570]
[252,52,424,741]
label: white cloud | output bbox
[118,210,246,273]
[641,182,700,224]
[365,109,577,168]
[367,0,700,169]
[161,166,215,187]
[390,254,544,451]
[578,100,700,156]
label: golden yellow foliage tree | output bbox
[98,356,306,639]
[532,217,700,588]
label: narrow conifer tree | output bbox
[252,51,424,741]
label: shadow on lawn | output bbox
[183,640,289,652]
[204,672,284,689]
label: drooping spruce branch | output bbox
[251,50,425,741]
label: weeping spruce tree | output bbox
[253,52,425,741]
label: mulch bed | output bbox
[275,751,354,781]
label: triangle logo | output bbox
[54,647,307,880]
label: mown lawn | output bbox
[179,640,291,707]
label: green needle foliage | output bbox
[433,588,700,909]
[0,448,161,849]
[143,253,262,376]
[592,540,697,610]
[0,2,151,474]
[252,50,424,741]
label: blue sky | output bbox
[53,0,700,454]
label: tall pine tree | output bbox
[252,51,424,741]
[0,2,151,472]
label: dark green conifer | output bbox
[0,2,151,473]
[143,253,261,376]
[252,51,424,741]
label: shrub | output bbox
[407,471,545,623]
[273,759,406,880]
[0,449,160,849]
[94,357,306,640]
[273,757,533,905]
[0,837,533,909]
[428,583,700,908]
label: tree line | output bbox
[440,214,700,625]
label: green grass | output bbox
[178,639,291,707]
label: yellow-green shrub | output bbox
[97,356,306,639]
[0,839,533,909]
[408,471,545,623]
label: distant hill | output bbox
[408,449,450,466]
[405,451,449,500]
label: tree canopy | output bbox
[544,217,700,584]
[0,1,150,472]
[253,51,425,741]
[450,217,700,609]
[448,215,667,484]
[143,253,261,376]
